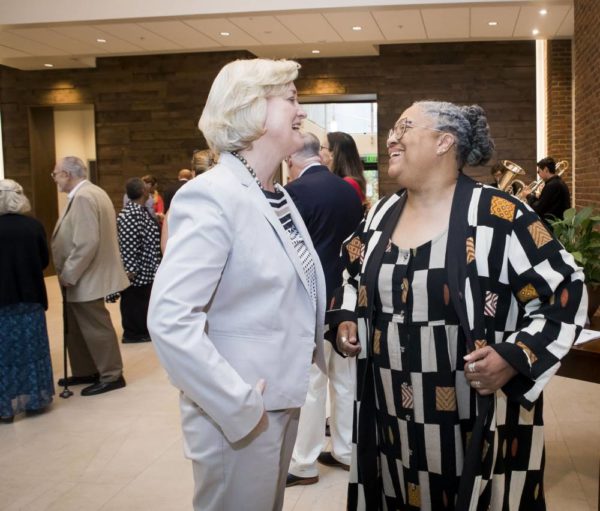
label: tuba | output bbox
[498,160,527,195]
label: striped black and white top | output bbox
[263,188,317,304]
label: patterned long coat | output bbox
[326,173,587,511]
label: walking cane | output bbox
[60,285,74,399]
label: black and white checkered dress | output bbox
[326,173,587,511]
[372,229,472,509]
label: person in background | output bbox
[320,131,368,208]
[328,101,587,510]
[163,168,194,214]
[117,178,161,343]
[142,175,164,223]
[521,156,571,226]
[284,132,363,486]
[191,148,218,178]
[490,162,505,188]
[161,150,218,252]
[147,58,326,511]
[0,179,54,424]
[123,175,154,216]
[51,156,129,396]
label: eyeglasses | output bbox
[320,145,330,151]
[50,170,64,179]
[388,117,446,142]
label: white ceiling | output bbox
[0,0,574,70]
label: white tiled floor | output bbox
[0,276,598,510]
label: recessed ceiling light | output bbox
[532,28,540,36]
[96,38,106,43]
[352,26,362,31]
[312,49,320,54]
[44,63,54,68]
[539,9,548,16]
[488,21,498,27]
[220,32,230,37]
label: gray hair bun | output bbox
[460,104,495,167]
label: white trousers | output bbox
[180,393,300,511]
[289,341,356,477]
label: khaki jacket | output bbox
[52,180,129,302]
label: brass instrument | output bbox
[497,159,527,195]
[498,159,569,199]
[523,160,569,197]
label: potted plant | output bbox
[549,207,600,319]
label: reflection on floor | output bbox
[0,277,597,510]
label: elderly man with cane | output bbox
[51,156,129,396]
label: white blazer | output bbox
[148,153,326,443]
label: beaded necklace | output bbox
[231,151,277,191]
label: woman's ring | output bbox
[468,362,477,373]
[473,380,481,388]
[341,336,348,344]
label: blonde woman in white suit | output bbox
[147,59,326,511]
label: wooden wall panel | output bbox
[1,42,537,205]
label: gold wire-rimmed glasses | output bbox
[388,117,446,141]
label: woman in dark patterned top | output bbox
[327,101,587,511]
[116,177,161,343]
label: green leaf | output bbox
[563,208,577,222]
[572,251,584,263]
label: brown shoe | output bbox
[317,451,349,471]
[286,473,319,487]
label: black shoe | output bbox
[25,407,49,416]
[57,374,99,386]
[0,416,14,424]
[317,452,350,471]
[122,336,151,343]
[81,376,126,396]
[286,473,319,487]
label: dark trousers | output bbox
[119,283,152,341]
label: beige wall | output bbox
[53,106,96,214]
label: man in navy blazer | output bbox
[285,132,363,485]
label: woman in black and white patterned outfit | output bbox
[328,101,587,511]
[117,177,161,343]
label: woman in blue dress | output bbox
[0,179,54,423]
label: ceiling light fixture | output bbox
[488,21,498,27]
[539,9,548,16]
[352,26,362,31]
[532,28,540,36]
[312,49,320,54]
[44,63,54,68]
[96,38,106,43]
[220,32,230,37]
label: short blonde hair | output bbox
[199,59,301,153]
[0,179,31,215]
[191,149,219,175]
